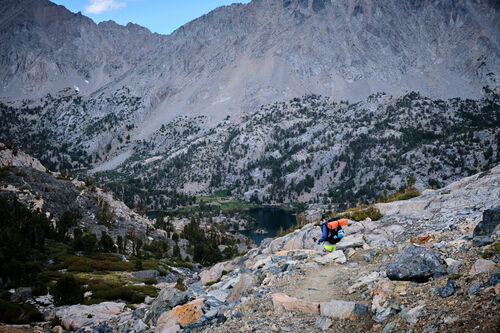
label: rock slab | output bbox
[55,302,126,331]
[227,274,255,303]
[272,293,320,315]
[155,298,204,333]
[315,317,332,331]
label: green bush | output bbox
[340,206,383,221]
[90,284,157,304]
[174,278,186,291]
[0,300,43,324]
[52,275,84,306]
[144,277,157,285]
[0,166,11,178]
[387,188,421,202]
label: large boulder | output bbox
[155,298,204,333]
[386,245,446,282]
[336,235,365,250]
[145,288,188,325]
[55,302,126,331]
[263,224,321,253]
[199,262,225,285]
[473,207,500,247]
[320,300,368,319]
[272,293,320,315]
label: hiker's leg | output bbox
[323,243,336,252]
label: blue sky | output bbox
[52,0,251,35]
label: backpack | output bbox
[325,218,348,244]
[327,218,348,230]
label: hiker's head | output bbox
[321,213,329,221]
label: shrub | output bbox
[144,277,157,285]
[90,284,157,304]
[52,275,84,306]
[387,188,421,202]
[0,300,43,324]
[174,278,186,291]
[0,167,10,178]
[14,170,26,177]
[339,206,383,221]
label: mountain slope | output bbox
[92,91,500,209]
[0,0,161,99]
[0,0,498,205]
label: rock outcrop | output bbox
[55,302,127,331]
[145,288,188,325]
[473,206,500,247]
[155,298,204,333]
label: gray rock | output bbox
[400,304,426,323]
[206,289,231,303]
[315,317,332,331]
[386,245,446,282]
[421,325,439,333]
[227,274,255,303]
[373,307,399,323]
[434,241,450,250]
[489,272,500,286]
[133,319,148,332]
[382,321,397,333]
[445,258,462,275]
[131,270,159,280]
[438,279,460,298]
[320,300,368,319]
[132,307,146,320]
[202,308,219,320]
[55,302,126,331]
[362,253,373,262]
[473,206,500,241]
[473,236,494,247]
[10,287,32,302]
[468,282,483,295]
[144,287,187,325]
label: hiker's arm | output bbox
[317,223,328,243]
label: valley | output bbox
[0,0,499,332]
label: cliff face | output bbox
[1,0,498,105]
[0,0,162,99]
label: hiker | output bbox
[313,213,347,252]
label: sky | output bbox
[51,0,251,35]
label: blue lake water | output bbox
[240,207,297,245]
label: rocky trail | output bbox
[1,165,499,333]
